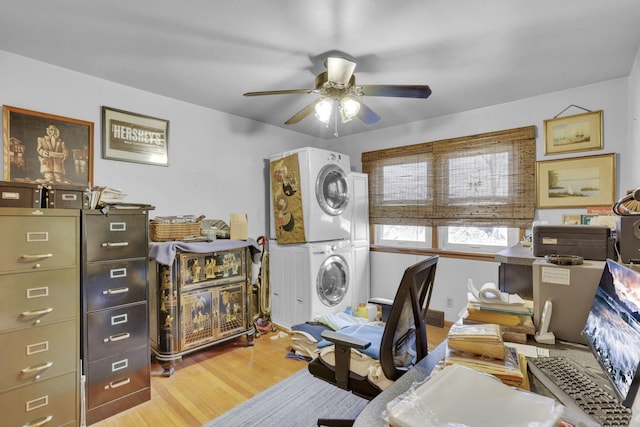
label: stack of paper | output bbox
[90,186,127,208]
[447,323,505,360]
[444,345,525,388]
[464,279,535,343]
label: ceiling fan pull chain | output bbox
[334,103,339,137]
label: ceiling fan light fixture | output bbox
[314,97,333,124]
[340,96,360,120]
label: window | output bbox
[363,126,536,253]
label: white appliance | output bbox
[349,172,371,309]
[269,239,352,329]
[269,147,351,243]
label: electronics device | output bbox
[582,259,640,407]
[532,224,614,261]
[617,216,640,264]
[532,259,605,344]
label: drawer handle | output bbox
[105,332,130,342]
[106,377,131,389]
[20,254,53,260]
[21,361,53,374]
[103,287,129,295]
[23,415,53,427]
[21,307,53,317]
[101,242,129,248]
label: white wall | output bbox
[327,76,633,321]
[0,50,322,238]
[629,47,640,186]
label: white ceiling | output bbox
[1,1,640,139]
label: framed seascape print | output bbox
[102,106,169,166]
[544,110,603,155]
[536,153,615,209]
[3,105,94,187]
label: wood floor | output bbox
[92,323,450,427]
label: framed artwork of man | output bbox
[3,105,93,187]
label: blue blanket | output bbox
[317,324,384,360]
[149,238,261,266]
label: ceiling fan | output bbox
[243,57,432,126]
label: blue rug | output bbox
[205,368,369,427]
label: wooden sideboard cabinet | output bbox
[81,208,151,424]
[0,207,81,427]
[149,242,256,376]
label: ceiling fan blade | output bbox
[327,57,356,86]
[356,101,381,125]
[243,89,314,96]
[284,99,322,125]
[359,84,432,98]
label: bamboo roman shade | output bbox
[362,126,536,229]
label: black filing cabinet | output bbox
[81,209,151,424]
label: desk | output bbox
[353,340,602,427]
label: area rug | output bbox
[205,368,368,427]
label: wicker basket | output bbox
[149,221,201,242]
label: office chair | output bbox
[308,255,438,427]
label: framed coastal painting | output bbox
[536,153,615,209]
[3,105,94,187]
[543,110,603,155]
[102,106,169,166]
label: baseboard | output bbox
[426,309,445,328]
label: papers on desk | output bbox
[384,364,564,427]
[467,279,532,314]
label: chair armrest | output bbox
[321,330,371,350]
[368,297,392,307]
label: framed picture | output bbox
[544,110,603,155]
[3,105,93,187]
[536,153,616,209]
[102,106,169,166]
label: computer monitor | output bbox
[582,259,640,408]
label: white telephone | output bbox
[534,299,556,344]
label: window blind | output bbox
[362,126,536,228]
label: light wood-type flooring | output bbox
[92,323,450,427]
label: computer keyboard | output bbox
[528,356,632,427]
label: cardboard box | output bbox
[533,259,605,344]
[230,213,248,240]
[532,224,614,261]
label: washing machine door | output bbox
[317,254,350,307]
[316,164,349,216]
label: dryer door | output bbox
[316,164,349,216]
[317,254,350,307]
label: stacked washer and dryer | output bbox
[267,147,370,329]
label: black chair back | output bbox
[380,255,438,381]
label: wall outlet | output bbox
[446,297,454,308]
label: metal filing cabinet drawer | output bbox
[83,213,147,262]
[1,363,77,427]
[0,268,77,333]
[0,320,76,392]
[86,346,150,408]
[85,259,148,312]
[86,302,148,361]
[0,214,78,274]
